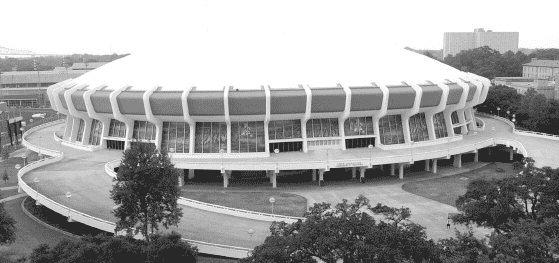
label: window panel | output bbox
[161,122,169,152]
[331,119,339,136]
[312,119,322,138]
[195,123,203,152]
[283,121,292,138]
[257,122,265,152]
[293,120,302,138]
[176,122,184,153]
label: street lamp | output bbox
[66,191,73,222]
[220,149,225,171]
[33,177,40,206]
[269,196,275,215]
[247,228,255,256]
[22,152,27,166]
[410,141,415,163]
[497,107,500,117]
[368,144,373,167]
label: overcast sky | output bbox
[2,0,557,55]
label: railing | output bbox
[20,120,254,259]
[104,159,304,223]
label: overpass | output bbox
[16,114,559,258]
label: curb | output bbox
[20,196,81,240]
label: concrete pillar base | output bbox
[188,169,195,179]
[432,159,438,174]
[509,147,514,161]
[319,169,325,186]
[312,169,316,181]
[380,164,384,171]
[399,163,404,179]
[178,172,184,186]
[352,167,357,179]
[390,164,395,176]
[425,159,430,172]
[474,152,479,163]
[453,154,462,168]
[222,171,231,188]
[359,167,366,183]
[272,172,277,188]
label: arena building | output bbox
[46,46,490,187]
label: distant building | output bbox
[493,77,558,100]
[522,58,559,79]
[0,65,104,108]
[443,28,519,58]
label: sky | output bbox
[2,0,557,55]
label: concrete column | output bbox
[352,167,357,179]
[269,171,274,183]
[432,159,438,174]
[474,151,479,163]
[359,167,366,183]
[188,169,195,179]
[272,172,277,188]
[178,171,184,187]
[390,164,395,176]
[68,117,81,142]
[425,159,430,172]
[222,171,230,188]
[509,147,514,161]
[399,163,404,179]
[311,169,316,181]
[380,164,384,171]
[453,154,462,168]
[319,169,325,186]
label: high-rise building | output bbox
[443,28,519,58]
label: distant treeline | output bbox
[0,53,129,72]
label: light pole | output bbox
[33,177,40,206]
[66,191,73,222]
[497,107,500,117]
[22,152,27,166]
[247,228,255,256]
[269,196,275,215]
[410,141,415,163]
[506,110,510,119]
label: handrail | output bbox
[20,120,254,258]
[104,159,305,222]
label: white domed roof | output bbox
[69,39,472,92]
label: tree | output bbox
[437,230,491,263]
[475,85,521,115]
[2,169,8,184]
[454,157,559,232]
[29,232,197,263]
[110,143,183,242]
[241,195,440,263]
[0,193,16,245]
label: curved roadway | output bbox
[21,116,559,250]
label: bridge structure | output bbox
[16,114,559,258]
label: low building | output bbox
[493,76,558,100]
[0,64,106,108]
[522,58,559,79]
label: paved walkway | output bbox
[19,116,559,250]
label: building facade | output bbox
[522,58,559,79]
[443,28,519,58]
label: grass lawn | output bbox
[402,162,517,207]
[181,190,307,217]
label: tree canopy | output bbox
[0,193,16,245]
[110,142,183,242]
[29,232,198,263]
[241,195,440,263]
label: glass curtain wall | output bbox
[409,113,429,142]
[378,115,405,145]
[231,121,265,153]
[433,112,448,139]
[132,121,157,141]
[344,117,374,136]
[161,122,190,153]
[306,118,339,138]
[451,111,461,134]
[194,122,227,153]
[76,119,85,142]
[268,120,302,140]
[108,119,126,137]
[88,119,103,145]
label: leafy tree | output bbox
[475,85,521,115]
[29,232,197,263]
[454,157,559,232]
[489,218,559,262]
[241,195,440,263]
[110,143,183,242]
[0,193,16,245]
[2,169,8,184]
[437,230,491,263]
